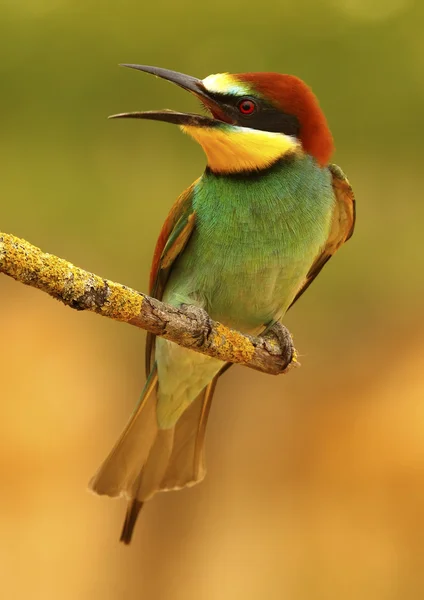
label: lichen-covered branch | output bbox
[0,232,296,375]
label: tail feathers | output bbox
[89,367,158,498]
[120,499,144,544]
[119,428,174,545]
[90,371,219,544]
[138,428,175,498]
[161,377,216,490]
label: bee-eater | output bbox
[90,65,355,543]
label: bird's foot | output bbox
[179,303,212,346]
[266,321,298,370]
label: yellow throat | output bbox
[182,124,303,174]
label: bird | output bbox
[89,65,355,544]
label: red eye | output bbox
[238,98,256,115]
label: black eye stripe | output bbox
[205,91,300,136]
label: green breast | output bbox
[164,156,335,332]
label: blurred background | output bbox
[1,0,424,598]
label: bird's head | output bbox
[111,65,334,174]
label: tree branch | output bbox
[0,232,296,375]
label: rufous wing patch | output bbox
[149,181,198,294]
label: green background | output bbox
[1,1,423,598]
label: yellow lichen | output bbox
[212,323,255,363]
[101,281,143,321]
[0,234,95,297]
[0,233,142,323]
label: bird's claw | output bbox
[267,322,296,369]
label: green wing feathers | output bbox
[289,163,355,307]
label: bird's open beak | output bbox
[109,64,232,126]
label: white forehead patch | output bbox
[202,73,251,96]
